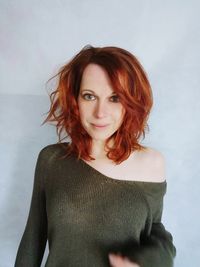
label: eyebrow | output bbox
[81,89,116,95]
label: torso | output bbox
[81,146,166,183]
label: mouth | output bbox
[91,123,109,129]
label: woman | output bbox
[14,45,176,267]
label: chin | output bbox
[89,131,116,141]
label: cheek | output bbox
[78,103,91,124]
[115,107,125,120]
[78,100,86,117]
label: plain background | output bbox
[1,1,199,266]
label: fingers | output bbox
[108,253,140,267]
[109,254,123,267]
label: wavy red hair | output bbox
[42,45,153,164]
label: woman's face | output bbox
[77,63,125,142]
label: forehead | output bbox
[80,64,117,97]
[82,63,107,77]
[80,64,113,90]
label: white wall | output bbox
[1,0,199,266]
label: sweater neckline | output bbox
[78,157,167,186]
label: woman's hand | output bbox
[108,253,140,267]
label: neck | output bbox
[90,139,114,160]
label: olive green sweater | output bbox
[14,143,176,267]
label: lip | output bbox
[92,123,109,128]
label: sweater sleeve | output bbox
[14,148,48,267]
[117,182,176,267]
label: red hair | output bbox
[42,45,153,164]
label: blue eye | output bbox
[82,94,96,100]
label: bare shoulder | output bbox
[142,146,165,163]
[138,146,166,183]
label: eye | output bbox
[82,93,96,101]
[110,95,120,103]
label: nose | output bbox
[94,100,108,118]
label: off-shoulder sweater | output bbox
[14,142,176,267]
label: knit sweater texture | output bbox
[14,142,176,267]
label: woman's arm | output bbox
[14,149,48,267]
[115,178,176,267]
[109,221,176,267]
[118,222,176,267]
[109,152,176,267]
